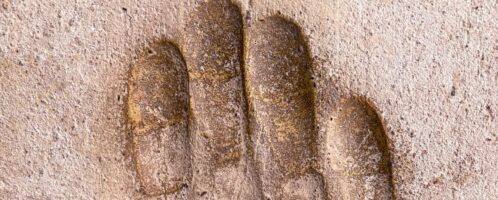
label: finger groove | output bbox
[184,0,261,199]
[127,40,191,197]
[324,97,394,199]
[246,16,325,199]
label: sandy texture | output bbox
[0,0,497,199]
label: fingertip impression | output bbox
[128,41,191,196]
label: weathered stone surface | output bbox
[245,16,325,200]
[0,0,496,199]
[183,1,260,199]
[128,41,190,197]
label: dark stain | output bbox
[486,105,494,120]
[450,86,456,96]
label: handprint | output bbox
[127,0,394,199]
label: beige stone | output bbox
[0,0,496,199]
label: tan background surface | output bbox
[0,0,497,199]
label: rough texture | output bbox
[323,97,393,199]
[127,41,190,197]
[183,1,260,199]
[0,0,497,199]
[245,16,324,200]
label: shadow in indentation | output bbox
[324,96,394,199]
[127,40,191,197]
